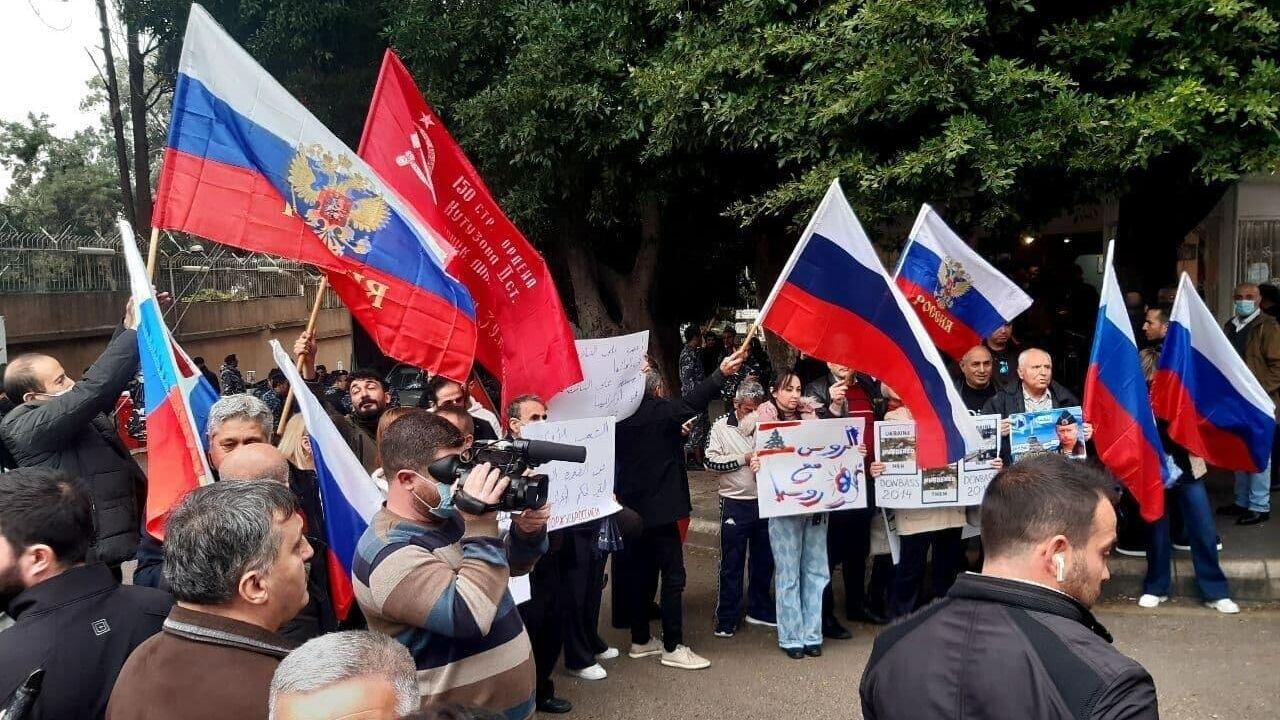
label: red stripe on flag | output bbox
[895,277,984,360]
[1152,369,1262,473]
[327,548,356,622]
[143,387,207,540]
[766,282,957,468]
[1084,366,1166,522]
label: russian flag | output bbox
[154,5,477,381]
[1152,274,1276,473]
[271,340,382,621]
[1084,242,1168,522]
[119,218,218,539]
[895,205,1032,360]
[759,180,979,469]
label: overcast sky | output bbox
[0,0,112,192]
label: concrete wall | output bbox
[2,292,352,382]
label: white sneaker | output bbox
[1137,594,1168,608]
[628,639,663,659]
[1206,598,1240,614]
[744,615,777,627]
[568,663,607,680]
[660,644,711,670]
[595,647,620,661]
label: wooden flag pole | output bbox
[144,227,161,281]
[736,321,759,356]
[277,276,329,436]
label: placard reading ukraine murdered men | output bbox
[873,416,1001,508]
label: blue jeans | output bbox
[716,498,775,629]
[1234,461,1272,512]
[769,514,829,649]
[1145,479,1230,601]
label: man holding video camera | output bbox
[353,410,550,719]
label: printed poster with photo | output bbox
[754,417,869,518]
[1009,406,1086,462]
[873,416,1002,509]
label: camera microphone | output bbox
[518,439,587,464]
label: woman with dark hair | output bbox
[749,369,847,659]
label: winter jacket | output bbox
[616,370,725,527]
[0,328,146,567]
[106,605,293,720]
[1226,312,1280,420]
[0,563,172,720]
[861,573,1158,720]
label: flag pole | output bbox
[277,276,330,437]
[144,227,161,280]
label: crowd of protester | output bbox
[0,278,1273,719]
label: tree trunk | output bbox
[751,223,797,373]
[126,21,152,233]
[97,0,135,227]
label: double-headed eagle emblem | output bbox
[934,257,973,309]
[287,144,390,257]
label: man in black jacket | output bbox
[295,331,388,471]
[861,454,1158,720]
[0,468,173,720]
[1,305,147,573]
[981,348,1092,462]
[614,347,745,671]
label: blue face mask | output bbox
[410,472,456,520]
[1235,300,1258,318]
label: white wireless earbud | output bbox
[1053,553,1066,583]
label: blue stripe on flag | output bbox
[898,241,1010,338]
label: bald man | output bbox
[981,348,1091,461]
[219,442,291,484]
[954,345,997,414]
[222,440,340,642]
[1220,282,1280,525]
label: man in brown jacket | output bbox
[107,480,313,720]
[1220,282,1280,525]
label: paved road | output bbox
[553,544,1280,719]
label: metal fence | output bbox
[0,224,340,309]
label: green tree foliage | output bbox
[0,114,121,235]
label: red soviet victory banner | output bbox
[358,50,582,410]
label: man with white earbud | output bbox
[861,454,1158,720]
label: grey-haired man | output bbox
[108,480,313,720]
[269,631,418,720]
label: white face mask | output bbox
[30,387,71,402]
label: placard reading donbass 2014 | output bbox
[873,415,1001,508]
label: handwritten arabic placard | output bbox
[873,416,1001,508]
[754,418,868,518]
[521,416,622,531]
[547,331,648,422]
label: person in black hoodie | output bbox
[0,468,172,720]
[614,347,745,671]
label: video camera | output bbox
[427,438,587,513]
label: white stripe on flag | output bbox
[270,340,383,522]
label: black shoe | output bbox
[803,645,823,657]
[783,647,806,660]
[848,606,888,626]
[1218,504,1247,517]
[822,619,853,640]
[1237,511,1271,526]
[537,697,573,714]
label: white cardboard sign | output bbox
[547,331,648,422]
[521,416,622,531]
[754,417,869,518]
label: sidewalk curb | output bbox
[684,509,1280,602]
